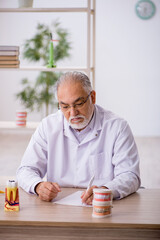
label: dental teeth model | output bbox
[4,180,20,212]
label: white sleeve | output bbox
[16,121,48,194]
[105,122,141,199]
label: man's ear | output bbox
[91,90,96,104]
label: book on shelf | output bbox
[0,46,19,51]
[0,50,19,56]
[0,64,19,68]
[0,46,20,68]
[0,55,19,60]
[0,60,20,65]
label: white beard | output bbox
[69,114,91,130]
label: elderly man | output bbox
[17,71,140,204]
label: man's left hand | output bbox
[81,185,108,205]
[81,185,98,205]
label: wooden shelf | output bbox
[0,0,95,88]
[0,66,93,72]
[0,8,94,14]
[0,121,39,130]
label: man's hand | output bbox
[81,185,98,205]
[35,182,61,202]
[81,186,108,205]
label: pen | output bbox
[81,175,95,204]
[86,175,95,192]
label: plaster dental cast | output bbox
[17,71,141,204]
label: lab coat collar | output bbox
[63,104,102,145]
[63,116,78,143]
[94,104,102,132]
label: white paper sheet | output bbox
[53,191,92,207]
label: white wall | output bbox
[0,0,160,136]
[95,0,160,136]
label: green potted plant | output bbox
[18,0,33,8]
[16,21,71,117]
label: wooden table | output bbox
[0,188,160,240]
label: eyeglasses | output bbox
[58,91,92,112]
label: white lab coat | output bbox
[16,104,141,199]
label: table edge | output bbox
[0,220,160,229]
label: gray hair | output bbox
[55,71,93,99]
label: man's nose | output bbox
[69,106,79,116]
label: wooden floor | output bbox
[0,128,34,184]
[0,127,160,188]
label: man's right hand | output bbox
[35,182,61,202]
